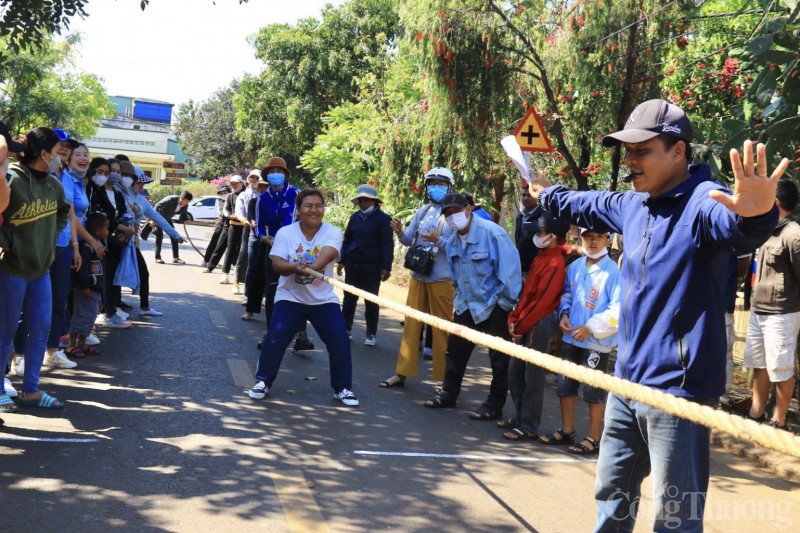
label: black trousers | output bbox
[154,220,179,259]
[207,223,230,271]
[204,218,226,263]
[245,238,268,314]
[223,225,244,275]
[235,225,250,284]
[440,305,511,411]
[102,243,123,318]
[135,247,150,309]
[341,265,383,336]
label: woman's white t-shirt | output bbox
[270,221,342,305]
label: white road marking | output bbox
[0,436,99,443]
[353,450,595,463]
[227,358,254,387]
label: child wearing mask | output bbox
[539,228,620,454]
[502,212,569,441]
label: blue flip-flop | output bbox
[19,392,64,409]
[0,393,19,413]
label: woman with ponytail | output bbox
[0,127,71,411]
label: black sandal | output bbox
[424,395,456,409]
[378,375,406,388]
[468,406,502,421]
[767,418,790,432]
[538,428,575,445]
[568,436,600,455]
[503,428,537,441]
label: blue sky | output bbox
[68,0,340,106]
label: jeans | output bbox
[507,312,557,434]
[594,393,710,533]
[46,246,73,349]
[341,265,382,336]
[440,305,511,411]
[0,272,52,394]
[255,300,352,392]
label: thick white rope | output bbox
[307,269,800,459]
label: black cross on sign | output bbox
[521,125,540,145]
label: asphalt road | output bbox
[1,224,798,532]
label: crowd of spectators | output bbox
[1,124,184,423]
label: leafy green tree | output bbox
[0,34,113,138]
[174,82,255,180]
[234,0,401,164]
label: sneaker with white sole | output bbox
[4,377,18,397]
[364,335,376,346]
[106,314,132,329]
[11,356,24,376]
[139,309,163,317]
[248,381,269,399]
[219,273,231,285]
[333,388,359,407]
[86,333,100,346]
[116,309,129,320]
[231,283,241,295]
[43,350,78,369]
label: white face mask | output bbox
[361,205,375,214]
[445,211,470,231]
[533,233,553,249]
[92,174,108,187]
[122,176,134,189]
[46,153,61,174]
[582,246,609,260]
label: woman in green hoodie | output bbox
[0,127,71,412]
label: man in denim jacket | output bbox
[424,193,521,420]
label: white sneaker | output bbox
[116,309,130,320]
[248,381,269,399]
[219,274,231,285]
[43,350,78,369]
[86,333,100,346]
[4,377,17,397]
[364,335,376,346]
[11,356,24,376]
[106,314,132,329]
[333,388,359,407]
[231,283,241,295]
[140,309,163,317]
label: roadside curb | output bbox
[711,430,800,482]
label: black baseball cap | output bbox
[441,192,468,210]
[537,211,570,239]
[602,99,693,147]
[0,121,25,153]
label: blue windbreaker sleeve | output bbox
[699,195,779,253]
[538,185,629,235]
[136,196,181,240]
[256,194,267,237]
[494,231,522,310]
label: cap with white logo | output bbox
[602,99,693,147]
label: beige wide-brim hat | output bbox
[350,184,382,205]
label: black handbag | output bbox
[403,205,443,275]
[404,246,437,275]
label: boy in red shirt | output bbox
[503,212,569,441]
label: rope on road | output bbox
[305,269,800,459]
[180,220,215,259]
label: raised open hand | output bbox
[709,140,789,217]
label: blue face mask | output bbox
[427,184,448,203]
[267,173,285,187]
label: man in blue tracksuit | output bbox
[528,99,788,532]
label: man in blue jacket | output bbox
[528,99,788,532]
[337,184,393,346]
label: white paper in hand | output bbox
[501,135,531,183]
